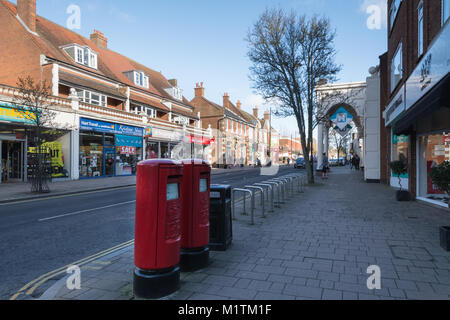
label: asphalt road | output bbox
[0,166,301,299]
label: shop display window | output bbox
[392,134,408,178]
[418,133,450,205]
[146,142,159,159]
[79,133,103,178]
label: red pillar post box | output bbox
[180,159,211,271]
[134,159,183,299]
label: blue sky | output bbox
[14,0,387,136]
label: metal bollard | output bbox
[245,186,265,218]
[232,188,255,225]
[255,183,274,213]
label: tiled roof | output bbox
[2,0,196,116]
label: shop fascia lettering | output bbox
[79,118,143,137]
[0,102,37,124]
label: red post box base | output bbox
[180,247,210,272]
[133,266,180,299]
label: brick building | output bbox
[0,0,212,183]
[190,82,279,167]
[380,0,449,208]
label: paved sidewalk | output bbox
[0,165,274,204]
[41,167,450,300]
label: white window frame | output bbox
[74,46,97,69]
[134,71,149,89]
[418,1,424,57]
[443,0,450,26]
[391,42,403,92]
[76,89,107,107]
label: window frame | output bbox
[76,89,107,107]
[443,0,450,26]
[389,0,403,31]
[418,1,424,57]
[390,42,403,93]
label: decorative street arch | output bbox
[314,66,382,182]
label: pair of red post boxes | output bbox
[134,159,211,299]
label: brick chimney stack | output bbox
[264,110,270,122]
[236,100,242,110]
[194,82,205,97]
[223,93,230,108]
[17,0,36,33]
[90,30,108,48]
[168,79,178,87]
[253,106,259,118]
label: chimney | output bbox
[264,110,270,122]
[253,106,259,118]
[236,100,242,110]
[194,82,205,97]
[90,30,108,48]
[168,79,178,87]
[17,0,36,33]
[223,93,230,108]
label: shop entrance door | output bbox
[1,141,23,183]
[104,148,115,177]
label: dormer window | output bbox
[134,71,149,88]
[62,44,98,69]
[165,87,183,101]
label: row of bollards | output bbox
[232,173,306,225]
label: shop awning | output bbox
[393,73,450,135]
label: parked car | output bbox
[294,157,305,169]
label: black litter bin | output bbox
[209,184,232,251]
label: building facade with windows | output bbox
[380,0,450,208]
[0,0,212,183]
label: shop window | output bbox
[115,134,143,176]
[418,133,450,206]
[146,141,159,159]
[79,132,103,178]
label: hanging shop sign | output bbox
[333,124,353,137]
[0,102,37,124]
[330,107,354,130]
[80,118,143,137]
[144,127,152,138]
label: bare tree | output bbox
[329,129,351,164]
[246,9,341,183]
[12,76,56,193]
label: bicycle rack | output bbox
[265,180,283,207]
[232,188,255,225]
[254,183,274,213]
[245,186,265,218]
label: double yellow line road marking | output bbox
[10,239,134,300]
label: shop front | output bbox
[389,21,450,207]
[79,118,143,178]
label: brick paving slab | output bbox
[41,167,450,300]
